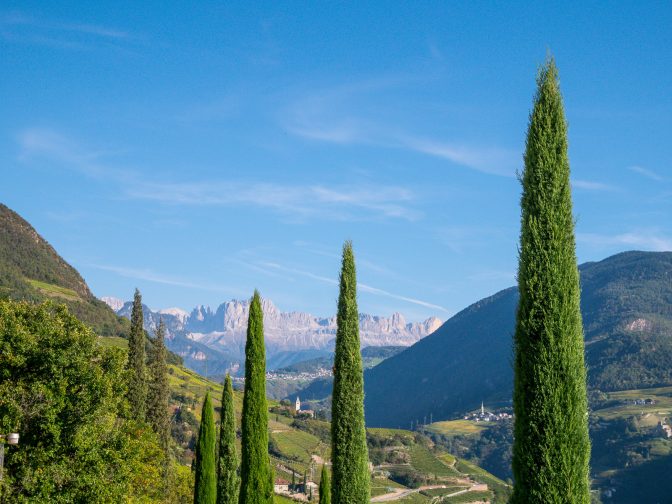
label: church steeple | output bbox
[295,396,301,412]
[481,401,485,416]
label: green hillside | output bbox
[365,251,672,428]
[0,203,129,337]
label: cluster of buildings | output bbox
[273,478,319,500]
[463,402,512,423]
[631,398,656,406]
[266,368,332,382]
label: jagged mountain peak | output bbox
[104,294,442,373]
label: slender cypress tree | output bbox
[330,241,370,504]
[147,317,171,454]
[217,374,240,504]
[194,392,217,504]
[127,288,147,421]
[511,58,591,503]
[318,465,330,504]
[238,291,273,504]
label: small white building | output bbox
[274,478,290,493]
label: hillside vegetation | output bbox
[365,251,672,428]
[0,204,129,337]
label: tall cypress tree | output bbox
[330,241,370,504]
[318,465,330,504]
[217,374,240,504]
[511,58,591,503]
[238,291,273,504]
[127,288,147,421]
[194,392,217,504]
[147,317,170,454]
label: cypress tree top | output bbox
[318,465,330,504]
[217,373,240,504]
[238,291,273,504]
[511,58,591,504]
[194,391,217,504]
[331,242,370,504]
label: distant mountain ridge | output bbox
[104,296,442,374]
[364,251,672,428]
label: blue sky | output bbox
[2,2,671,321]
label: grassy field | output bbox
[26,278,81,301]
[420,486,469,497]
[443,490,491,503]
[371,477,407,497]
[455,458,510,502]
[271,428,325,464]
[593,386,672,420]
[409,444,459,477]
[368,427,416,442]
[426,420,490,437]
[97,335,128,350]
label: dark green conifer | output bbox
[194,392,217,504]
[330,242,370,504]
[217,374,240,504]
[319,465,330,504]
[127,288,147,421]
[511,58,591,503]
[147,317,170,454]
[238,291,273,504]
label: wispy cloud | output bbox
[17,128,418,222]
[91,264,244,295]
[126,181,421,222]
[628,165,664,182]
[292,240,393,276]
[571,179,618,191]
[1,11,131,49]
[17,128,131,180]
[283,80,518,177]
[400,136,518,177]
[358,283,450,313]
[237,259,448,313]
[577,231,672,252]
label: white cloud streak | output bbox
[1,12,128,38]
[283,81,519,177]
[91,264,243,295]
[571,179,618,191]
[628,166,664,182]
[1,12,131,49]
[577,231,672,252]
[17,128,420,222]
[127,181,421,222]
[249,260,448,313]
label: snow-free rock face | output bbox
[104,295,441,373]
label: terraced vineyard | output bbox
[368,428,511,503]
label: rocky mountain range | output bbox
[102,296,441,374]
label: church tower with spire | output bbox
[295,396,301,413]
